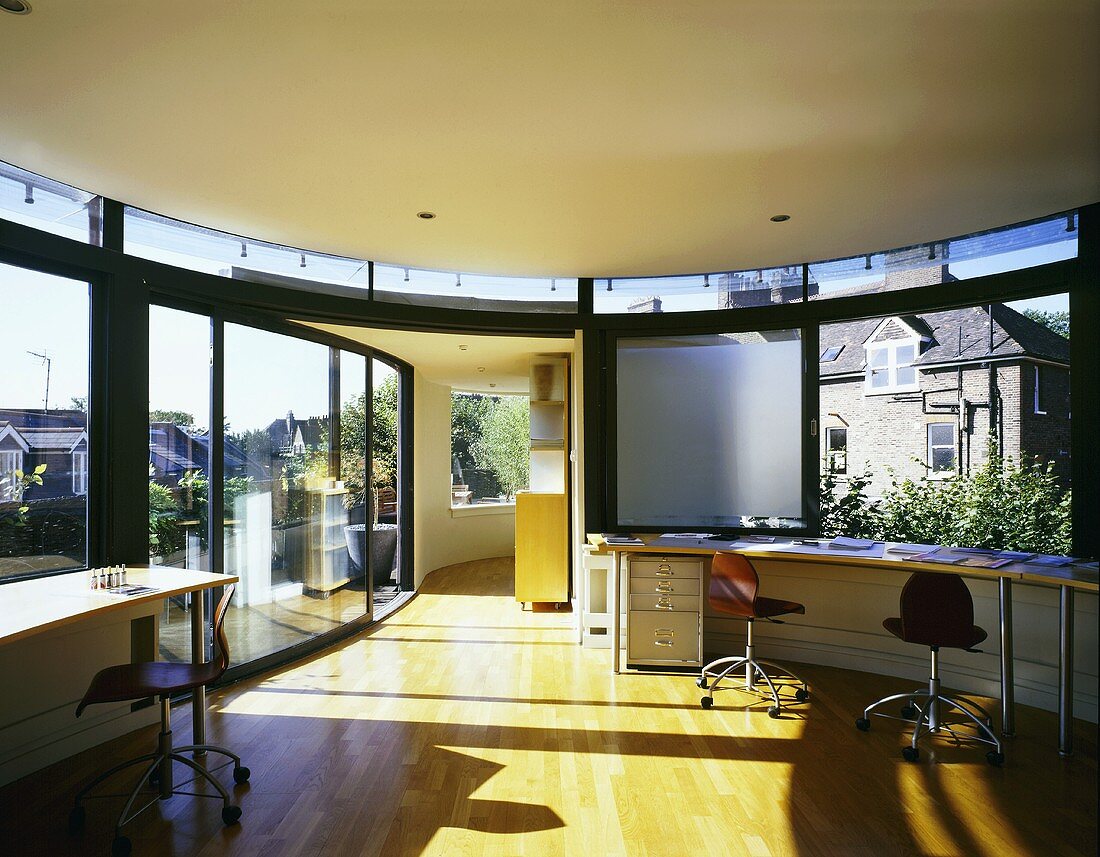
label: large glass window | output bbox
[374,264,577,313]
[615,330,804,528]
[223,325,355,663]
[0,263,90,578]
[0,161,101,245]
[450,392,531,506]
[371,358,406,607]
[808,212,1078,301]
[594,267,804,314]
[124,207,370,292]
[819,293,1072,554]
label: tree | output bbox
[819,464,881,539]
[149,409,195,427]
[69,396,88,412]
[1022,309,1070,339]
[472,396,530,499]
[339,373,399,512]
[451,392,492,473]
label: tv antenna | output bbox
[27,350,52,412]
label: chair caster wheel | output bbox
[67,805,85,834]
[900,705,917,719]
[901,746,920,763]
[696,676,708,689]
[767,706,781,719]
[794,688,809,702]
[233,765,251,783]
[222,805,242,826]
[855,717,870,732]
[700,696,713,709]
[112,835,132,856]
[986,751,1005,767]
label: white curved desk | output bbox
[588,535,1098,755]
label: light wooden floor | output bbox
[2,557,1096,856]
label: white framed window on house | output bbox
[865,341,919,394]
[0,450,24,500]
[72,450,88,495]
[1033,364,1046,415]
[927,423,956,477]
[826,427,847,475]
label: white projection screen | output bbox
[616,331,804,528]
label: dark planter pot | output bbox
[344,523,399,587]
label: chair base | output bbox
[68,699,248,852]
[698,636,809,718]
[856,662,1005,765]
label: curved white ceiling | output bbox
[0,2,1097,277]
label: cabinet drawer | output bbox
[628,610,700,662]
[628,576,700,596]
[628,557,702,580]
[629,594,700,613]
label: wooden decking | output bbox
[1,556,1095,856]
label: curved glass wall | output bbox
[0,161,101,245]
[594,266,804,314]
[374,264,577,312]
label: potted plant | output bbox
[344,458,398,587]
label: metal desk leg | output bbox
[999,577,1015,738]
[1059,584,1074,757]
[612,551,621,674]
[191,590,207,754]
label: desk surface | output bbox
[587,534,1099,590]
[0,567,239,646]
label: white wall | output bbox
[413,371,515,586]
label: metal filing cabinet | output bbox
[626,555,704,668]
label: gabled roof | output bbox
[821,302,1070,378]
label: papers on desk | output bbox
[753,539,886,559]
[1024,554,1075,568]
[906,549,1014,569]
[660,532,718,539]
[828,536,877,551]
[885,543,938,555]
[107,584,160,597]
[602,533,644,545]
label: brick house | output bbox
[0,409,88,502]
[818,296,1071,497]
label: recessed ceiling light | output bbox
[489,383,497,388]
[477,367,485,373]
[417,211,436,220]
[770,214,791,223]
[458,344,468,351]
[0,0,32,14]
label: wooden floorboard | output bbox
[1,556,1095,856]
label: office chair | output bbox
[855,571,1004,765]
[697,552,809,717]
[68,584,249,856]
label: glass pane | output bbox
[809,212,1077,300]
[594,267,803,314]
[0,161,100,245]
[373,264,577,313]
[124,207,370,293]
[616,330,803,528]
[223,325,352,664]
[819,294,1071,554]
[895,366,917,386]
[371,358,403,606]
[928,423,954,447]
[870,369,890,388]
[149,306,212,661]
[827,429,847,452]
[450,392,531,505]
[931,446,955,472]
[336,351,370,620]
[0,263,89,578]
[868,348,888,369]
[895,344,915,364]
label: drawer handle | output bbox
[654,639,674,647]
[655,582,673,593]
[654,628,674,637]
[655,568,673,577]
[656,597,674,610]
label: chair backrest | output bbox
[898,571,977,649]
[708,552,759,618]
[210,583,236,676]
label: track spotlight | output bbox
[24,184,33,204]
[703,274,710,288]
[927,243,936,261]
[403,268,410,282]
[865,255,872,270]
[456,273,462,287]
[240,242,247,258]
[550,278,557,292]
[1066,213,1077,233]
[606,279,613,292]
[299,253,307,268]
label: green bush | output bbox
[820,439,1072,555]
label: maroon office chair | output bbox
[68,584,248,856]
[855,571,1004,765]
[697,552,809,717]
